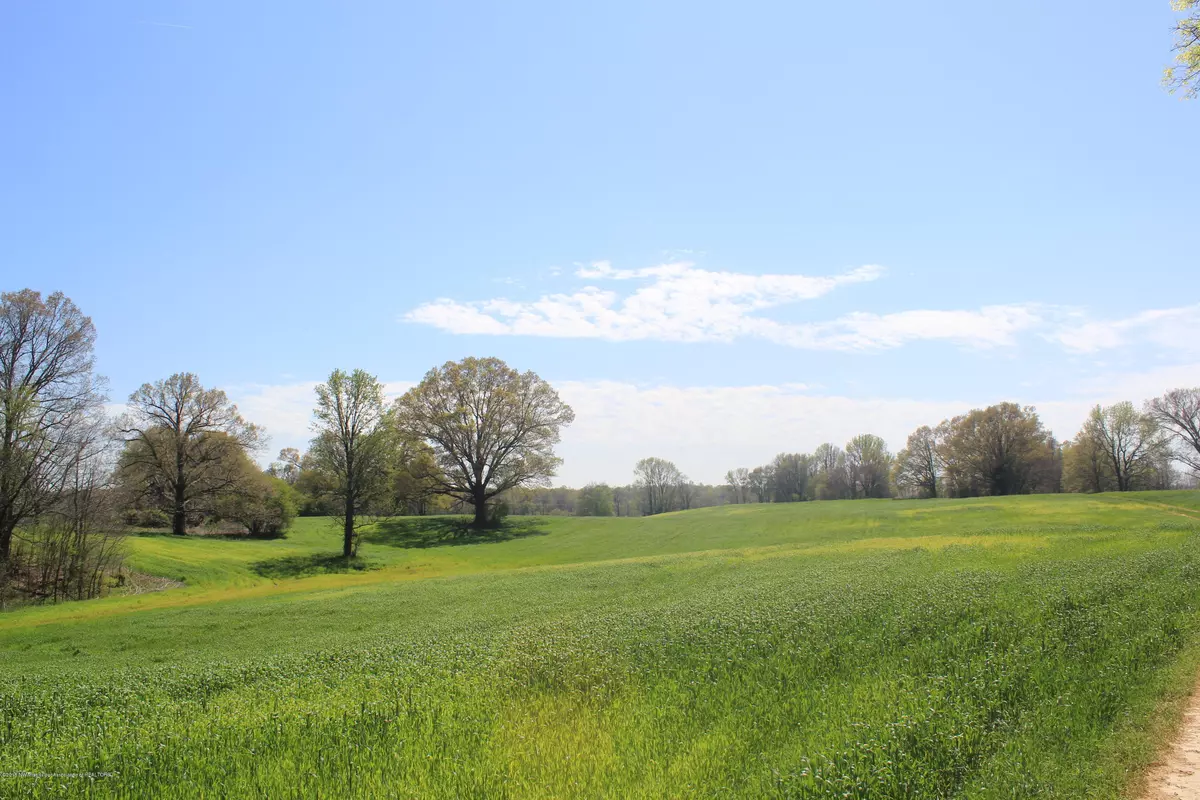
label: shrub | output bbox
[217,475,298,538]
[488,501,510,527]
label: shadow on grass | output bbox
[250,553,381,580]
[129,528,284,541]
[365,517,550,549]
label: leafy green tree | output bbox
[768,453,810,502]
[1062,435,1114,493]
[292,449,341,516]
[846,434,892,499]
[217,470,298,537]
[395,357,575,528]
[390,439,442,515]
[810,443,851,500]
[309,369,393,557]
[575,483,615,516]
[119,374,262,535]
[1166,0,1200,97]
[613,485,636,516]
[940,403,1058,496]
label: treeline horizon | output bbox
[384,391,1198,519]
[4,288,1200,607]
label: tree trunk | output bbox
[172,483,187,535]
[0,512,11,563]
[343,494,355,558]
[472,489,489,528]
[173,445,187,535]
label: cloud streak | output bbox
[1050,304,1200,354]
[405,260,889,346]
[406,261,1049,351]
[406,260,1200,355]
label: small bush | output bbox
[488,501,510,527]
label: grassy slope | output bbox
[3,492,1200,798]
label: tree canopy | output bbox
[940,403,1059,497]
[632,457,687,515]
[1147,388,1200,475]
[119,374,262,535]
[893,425,945,499]
[308,369,394,557]
[0,290,105,568]
[395,357,574,527]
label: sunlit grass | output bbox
[2,491,1200,797]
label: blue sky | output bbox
[3,0,1198,484]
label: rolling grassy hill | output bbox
[4,492,1200,798]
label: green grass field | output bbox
[4,492,1200,798]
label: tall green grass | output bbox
[2,492,1200,798]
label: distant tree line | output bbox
[4,287,1200,609]
[720,398,1199,506]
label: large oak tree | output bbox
[939,403,1059,496]
[119,373,262,535]
[395,357,574,527]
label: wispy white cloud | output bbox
[406,259,1200,356]
[1050,304,1200,354]
[406,260,1048,351]
[754,305,1044,350]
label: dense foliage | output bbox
[395,357,576,527]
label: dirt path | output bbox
[1142,689,1200,799]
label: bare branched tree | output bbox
[267,448,303,485]
[633,457,685,515]
[1081,402,1168,492]
[725,467,751,503]
[893,425,946,499]
[1147,388,1200,477]
[0,290,106,580]
[119,373,262,535]
[15,412,124,603]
